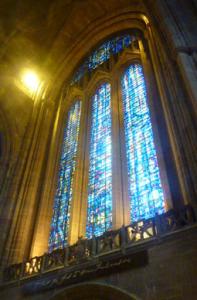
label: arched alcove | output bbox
[49,282,140,300]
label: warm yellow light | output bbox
[21,70,40,94]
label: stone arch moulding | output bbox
[30,9,190,258]
[49,282,141,300]
[52,11,149,85]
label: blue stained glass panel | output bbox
[121,64,165,221]
[86,83,112,238]
[72,34,132,84]
[49,101,81,251]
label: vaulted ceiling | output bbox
[0,0,144,158]
[1,0,142,71]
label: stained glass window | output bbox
[86,83,112,238]
[121,64,165,221]
[71,34,132,84]
[49,101,81,251]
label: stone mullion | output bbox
[69,97,87,245]
[111,76,125,229]
[78,94,91,239]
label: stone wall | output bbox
[1,226,197,300]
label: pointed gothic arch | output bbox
[49,282,141,300]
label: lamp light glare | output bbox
[22,71,40,94]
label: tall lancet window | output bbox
[49,101,81,251]
[86,83,112,238]
[121,64,165,222]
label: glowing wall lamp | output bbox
[19,69,43,98]
[22,71,39,92]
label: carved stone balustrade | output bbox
[3,205,195,284]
